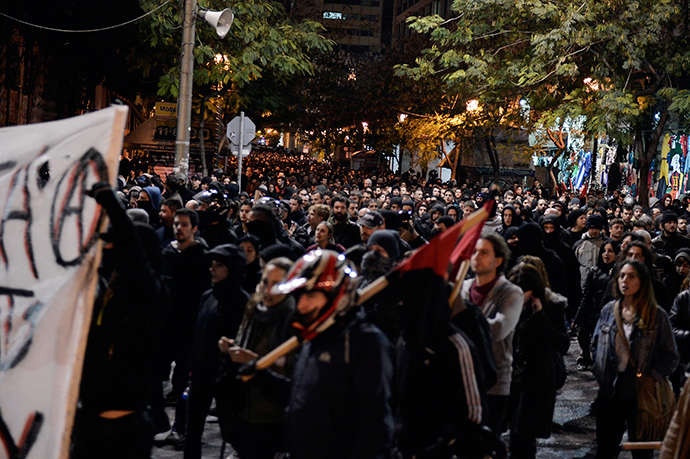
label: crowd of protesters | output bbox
[73,150,690,459]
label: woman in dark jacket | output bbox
[574,238,620,370]
[591,260,679,459]
[506,262,570,459]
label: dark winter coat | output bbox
[161,240,211,342]
[190,279,250,380]
[286,318,394,459]
[79,188,162,414]
[575,264,615,331]
[510,291,570,438]
[670,290,690,379]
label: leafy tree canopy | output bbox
[396,0,690,196]
[133,0,334,108]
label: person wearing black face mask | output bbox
[137,186,162,228]
[360,230,402,341]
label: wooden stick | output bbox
[621,441,662,450]
[240,336,300,381]
[448,259,470,308]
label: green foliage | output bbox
[133,0,333,107]
[397,0,690,163]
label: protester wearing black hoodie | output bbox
[541,214,581,321]
[185,244,249,459]
[515,223,568,298]
[73,184,164,459]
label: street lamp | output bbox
[174,1,234,177]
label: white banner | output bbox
[0,106,126,459]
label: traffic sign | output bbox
[230,144,251,157]
[227,116,255,146]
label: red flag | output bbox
[395,199,494,279]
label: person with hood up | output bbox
[138,185,162,227]
[184,244,249,459]
[360,229,404,341]
[541,214,581,321]
[566,209,587,245]
[515,223,568,297]
[424,203,446,237]
[72,184,165,459]
[574,214,608,289]
[573,238,620,371]
[499,205,523,236]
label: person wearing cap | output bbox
[652,212,690,258]
[189,175,202,192]
[357,210,385,243]
[574,214,608,289]
[184,244,249,459]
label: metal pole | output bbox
[174,0,197,177]
[237,111,244,190]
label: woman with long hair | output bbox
[591,259,679,459]
[306,221,345,253]
[574,239,620,371]
[506,262,569,459]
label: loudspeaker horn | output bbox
[199,8,234,38]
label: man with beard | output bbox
[160,209,211,446]
[329,195,361,249]
[456,233,523,434]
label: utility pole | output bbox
[174,0,197,177]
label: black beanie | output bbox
[660,212,678,225]
[367,229,401,261]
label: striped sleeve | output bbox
[449,332,483,425]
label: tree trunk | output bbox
[485,135,500,182]
[637,107,669,207]
[546,150,566,196]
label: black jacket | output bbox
[190,279,249,380]
[575,265,615,331]
[161,240,211,341]
[287,318,394,459]
[79,187,162,413]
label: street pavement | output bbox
[151,338,656,459]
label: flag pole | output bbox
[448,259,471,308]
